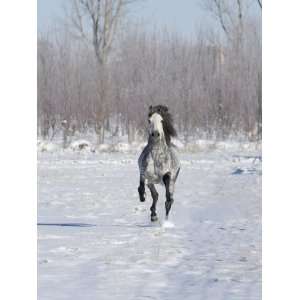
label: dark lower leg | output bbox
[163,173,174,219]
[148,184,158,221]
[138,180,145,202]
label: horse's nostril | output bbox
[152,132,160,138]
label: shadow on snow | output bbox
[37,222,159,228]
[37,222,96,227]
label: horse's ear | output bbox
[149,105,154,116]
[160,105,168,113]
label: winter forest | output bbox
[38,0,262,146]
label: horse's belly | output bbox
[155,161,172,177]
[145,173,161,185]
[144,164,171,185]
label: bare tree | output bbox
[64,0,138,143]
[68,0,136,66]
[38,35,57,138]
[201,0,251,43]
[201,0,237,39]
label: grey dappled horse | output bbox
[138,105,180,222]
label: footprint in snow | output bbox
[51,246,79,254]
[134,206,146,213]
[239,257,248,262]
[39,259,49,265]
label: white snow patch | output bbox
[37,140,58,152]
[162,220,175,228]
[96,143,111,152]
[37,135,261,154]
[69,140,93,151]
[172,138,185,149]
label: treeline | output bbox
[38,0,261,143]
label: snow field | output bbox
[38,147,261,300]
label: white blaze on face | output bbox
[149,113,164,139]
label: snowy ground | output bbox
[38,146,261,300]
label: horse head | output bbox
[148,105,177,145]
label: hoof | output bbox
[151,215,158,222]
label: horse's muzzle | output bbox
[151,131,160,138]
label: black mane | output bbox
[148,105,177,145]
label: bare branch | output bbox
[212,0,230,37]
[69,0,137,66]
[257,0,262,9]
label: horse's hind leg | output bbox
[148,184,159,222]
[163,173,174,220]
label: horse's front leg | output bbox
[163,172,174,219]
[148,184,159,222]
[138,175,146,202]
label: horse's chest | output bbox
[145,152,170,183]
[153,152,170,173]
